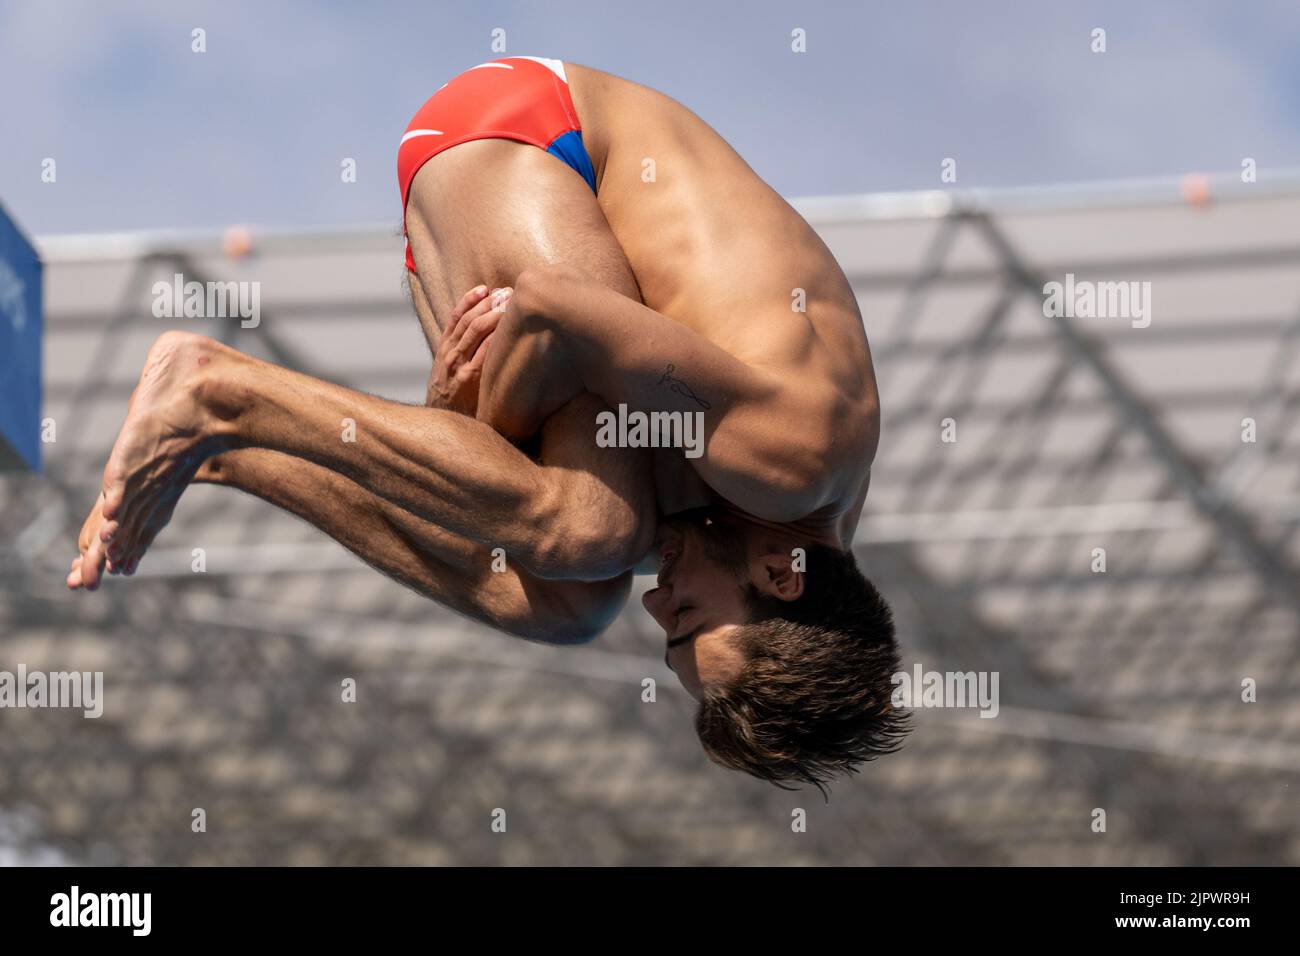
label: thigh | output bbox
[406,137,657,569]
[404,138,640,347]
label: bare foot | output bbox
[74,331,225,589]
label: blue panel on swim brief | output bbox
[546,129,598,193]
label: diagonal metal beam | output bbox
[967,211,1300,615]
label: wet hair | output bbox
[694,541,908,794]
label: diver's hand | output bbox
[427,285,510,415]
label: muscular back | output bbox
[567,64,879,539]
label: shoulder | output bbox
[712,382,876,522]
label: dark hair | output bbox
[694,543,907,794]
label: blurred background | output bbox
[1,1,1298,864]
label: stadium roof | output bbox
[3,171,1298,864]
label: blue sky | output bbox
[3,0,1298,235]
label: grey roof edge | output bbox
[34,166,1300,263]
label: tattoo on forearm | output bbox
[657,364,712,410]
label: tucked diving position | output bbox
[69,57,907,790]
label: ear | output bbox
[755,552,804,602]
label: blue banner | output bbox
[0,201,43,472]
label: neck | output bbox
[714,499,844,551]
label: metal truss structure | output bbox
[2,173,1297,864]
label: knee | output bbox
[540,573,634,645]
[503,573,633,646]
